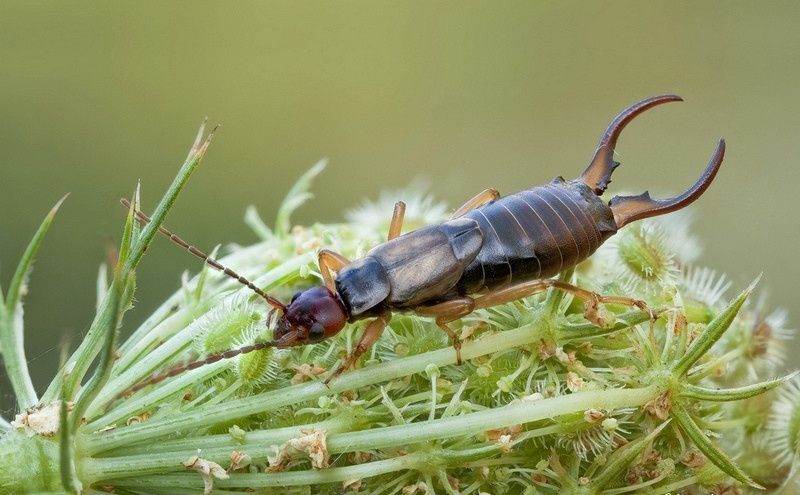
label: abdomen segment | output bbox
[456,180,615,294]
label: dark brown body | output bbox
[124,95,726,393]
[335,179,619,320]
[457,179,617,294]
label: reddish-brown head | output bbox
[273,285,349,347]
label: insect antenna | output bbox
[120,198,286,311]
[118,199,289,395]
[120,341,277,396]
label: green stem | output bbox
[79,385,657,483]
[329,386,658,454]
[0,308,36,409]
[71,274,131,429]
[44,289,118,403]
[107,444,501,490]
[87,359,231,430]
[80,318,544,454]
[110,453,425,490]
[59,387,75,493]
[79,416,358,481]
[104,415,357,458]
[83,309,646,455]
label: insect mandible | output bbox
[126,94,725,389]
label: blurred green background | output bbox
[1,2,798,414]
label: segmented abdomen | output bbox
[455,180,617,294]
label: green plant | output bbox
[1,125,797,494]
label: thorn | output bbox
[196,123,221,157]
[189,117,208,155]
[312,157,329,172]
[50,193,70,215]
[747,273,763,292]
[650,417,672,435]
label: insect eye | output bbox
[309,322,325,340]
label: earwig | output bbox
[126,95,725,391]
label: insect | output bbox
[126,94,724,390]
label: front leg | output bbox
[325,315,391,384]
[318,249,350,292]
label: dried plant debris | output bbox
[267,429,330,471]
[11,401,72,437]
[183,455,230,495]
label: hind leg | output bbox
[473,279,653,326]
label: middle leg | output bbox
[416,297,476,365]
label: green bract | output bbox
[1,125,797,494]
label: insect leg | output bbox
[388,201,406,240]
[451,188,500,219]
[416,298,476,365]
[472,279,653,327]
[318,249,350,291]
[325,315,390,384]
